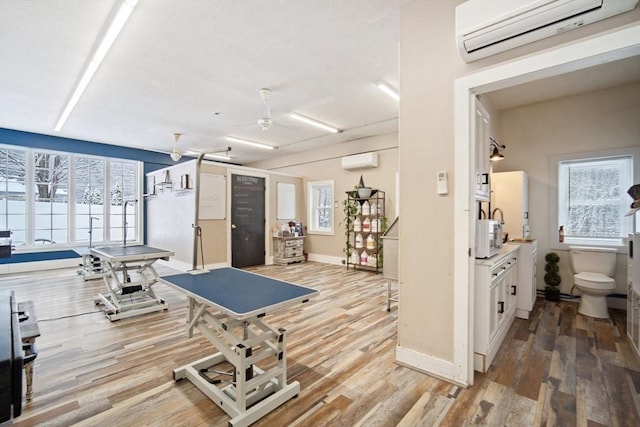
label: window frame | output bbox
[0,144,143,252]
[307,180,334,236]
[550,147,639,251]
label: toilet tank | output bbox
[569,246,617,276]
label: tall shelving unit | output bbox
[344,189,385,273]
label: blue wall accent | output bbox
[0,128,183,265]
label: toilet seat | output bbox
[574,272,615,290]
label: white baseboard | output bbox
[395,345,467,387]
[308,253,343,266]
[0,257,80,274]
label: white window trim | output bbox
[1,144,143,252]
[550,147,640,252]
[307,179,334,236]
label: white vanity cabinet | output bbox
[475,246,519,372]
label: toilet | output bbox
[569,246,617,319]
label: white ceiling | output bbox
[0,0,403,164]
[484,55,640,110]
[1,1,638,165]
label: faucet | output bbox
[491,207,505,224]
[123,199,138,247]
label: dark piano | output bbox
[1,289,23,422]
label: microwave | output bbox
[476,219,503,259]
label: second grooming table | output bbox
[92,245,174,321]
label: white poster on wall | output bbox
[199,173,226,219]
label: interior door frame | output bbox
[454,25,640,387]
[227,168,270,266]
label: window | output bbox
[0,144,142,250]
[554,149,638,248]
[307,180,334,235]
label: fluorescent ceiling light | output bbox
[55,0,138,131]
[376,81,400,101]
[225,136,275,150]
[289,113,340,133]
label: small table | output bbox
[17,301,40,402]
[74,247,103,281]
[160,267,318,427]
[91,245,174,321]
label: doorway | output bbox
[231,174,265,268]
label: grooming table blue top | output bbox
[160,268,318,320]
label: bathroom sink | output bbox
[509,238,535,243]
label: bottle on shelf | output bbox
[354,217,362,232]
[366,234,376,250]
[362,200,370,215]
[363,217,371,232]
[355,233,364,248]
[559,225,564,243]
[361,250,369,265]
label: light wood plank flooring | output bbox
[1,261,639,426]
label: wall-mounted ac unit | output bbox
[456,0,638,63]
[341,152,378,170]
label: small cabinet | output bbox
[344,189,386,273]
[474,246,519,372]
[511,239,537,319]
[273,236,305,265]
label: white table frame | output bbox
[92,246,173,321]
[163,268,317,427]
[173,297,298,427]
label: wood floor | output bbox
[1,261,639,426]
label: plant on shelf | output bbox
[544,252,561,301]
[340,196,359,265]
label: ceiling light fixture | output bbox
[54,0,138,132]
[489,137,505,162]
[376,81,400,101]
[289,112,340,133]
[170,132,182,162]
[225,136,275,150]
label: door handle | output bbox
[511,285,517,295]
[231,224,237,229]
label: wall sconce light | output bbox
[489,137,505,162]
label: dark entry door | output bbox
[231,174,265,268]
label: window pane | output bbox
[33,152,69,244]
[110,161,139,243]
[308,181,334,234]
[75,157,105,244]
[559,156,632,240]
[0,148,27,245]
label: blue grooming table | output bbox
[160,267,318,427]
[92,245,174,321]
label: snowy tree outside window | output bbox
[558,154,634,246]
[307,180,334,235]
[0,144,141,249]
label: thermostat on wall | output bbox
[437,171,448,195]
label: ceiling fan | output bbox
[170,132,233,162]
[170,132,182,161]
[257,88,273,131]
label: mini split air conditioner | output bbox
[456,0,638,62]
[341,152,378,170]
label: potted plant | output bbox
[544,252,561,301]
